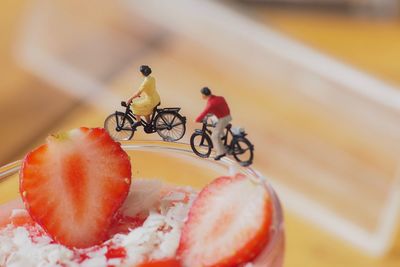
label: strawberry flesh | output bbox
[178,174,272,267]
[19,127,131,248]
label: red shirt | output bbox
[195,95,230,122]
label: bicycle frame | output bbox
[196,121,246,153]
[193,122,213,148]
[116,102,183,130]
[222,125,233,148]
[195,121,232,149]
[115,103,135,131]
[116,102,157,128]
[191,117,253,165]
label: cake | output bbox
[0,128,274,267]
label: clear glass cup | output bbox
[0,141,284,267]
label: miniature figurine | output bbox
[192,87,254,166]
[104,66,186,142]
[195,87,232,160]
[127,65,161,127]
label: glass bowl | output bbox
[0,140,284,267]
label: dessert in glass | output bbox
[0,128,284,267]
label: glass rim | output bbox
[0,140,284,259]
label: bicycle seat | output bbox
[226,123,232,130]
[231,126,246,136]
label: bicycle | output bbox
[190,115,254,166]
[104,101,186,142]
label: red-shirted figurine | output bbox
[195,87,232,160]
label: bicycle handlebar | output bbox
[201,114,217,128]
[201,119,216,128]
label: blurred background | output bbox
[1,0,400,266]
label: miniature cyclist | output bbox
[127,65,161,127]
[195,87,232,160]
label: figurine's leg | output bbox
[144,115,151,123]
[212,115,232,160]
[212,130,224,157]
[212,121,226,157]
[132,115,142,128]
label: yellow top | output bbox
[131,76,161,116]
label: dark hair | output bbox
[201,87,211,96]
[140,65,152,76]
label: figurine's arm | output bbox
[127,91,141,103]
[127,81,146,103]
[195,103,212,123]
[127,94,136,104]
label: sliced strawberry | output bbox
[250,233,285,267]
[178,174,272,267]
[19,127,131,248]
[137,258,182,267]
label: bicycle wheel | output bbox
[104,112,134,141]
[190,132,212,158]
[155,111,186,141]
[232,137,254,166]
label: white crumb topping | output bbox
[10,209,28,219]
[0,180,197,267]
[0,225,75,267]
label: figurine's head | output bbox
[140,65,152,77]
[201,87,211,100]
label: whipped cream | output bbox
[0,180,197,267]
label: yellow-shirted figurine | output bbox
[104,65,186,142]
[127,65,161,127]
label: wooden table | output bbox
[1,1,400,267]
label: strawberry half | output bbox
[19,127,131,248]
[177,174,272,267]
